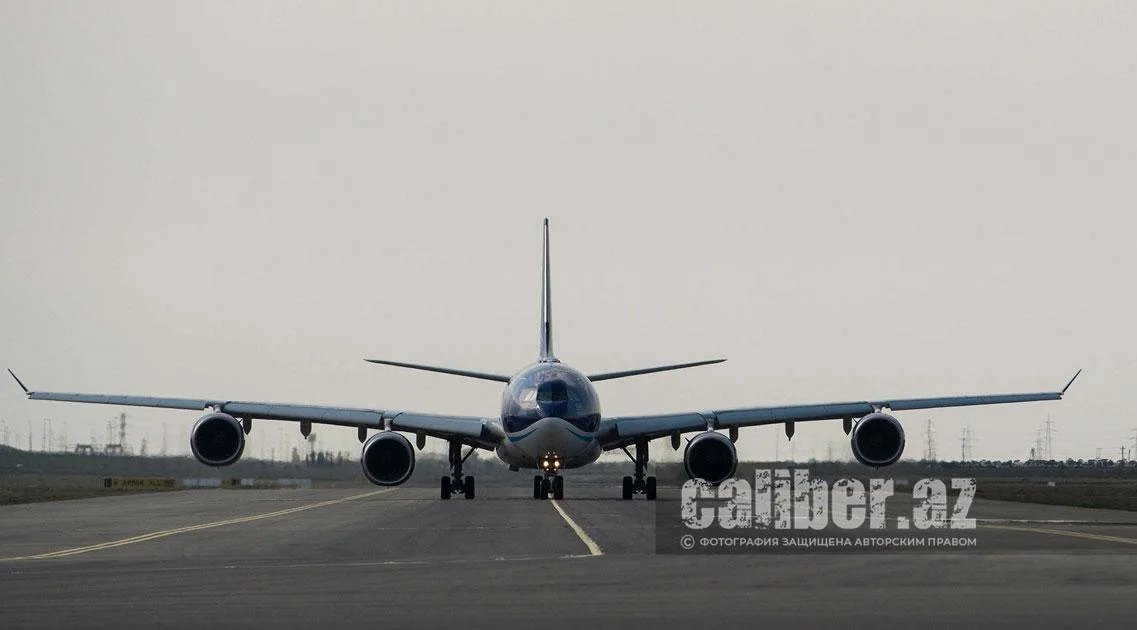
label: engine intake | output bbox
[850,412,906,467]
[683,431,738,484]
[190,412,245,467]
[361,432,416,486]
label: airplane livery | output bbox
[8,220,1080,501]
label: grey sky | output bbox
[1,1,1134,463]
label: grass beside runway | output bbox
[0,447,368,505]
[9,444,1137,511]
[975,479,1137,511]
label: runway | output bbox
[2,477,1137,629]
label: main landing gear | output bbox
[441,440,476,500]
[621,439,657,500]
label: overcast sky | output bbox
[1,1,1135,466]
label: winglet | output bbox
[1060,369,1082,395]
[7,369,29,394]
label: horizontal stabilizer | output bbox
[364,359,511,383]
[588,359,726,382]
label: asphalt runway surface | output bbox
[3,476,1137,629]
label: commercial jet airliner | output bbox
[8,220,1079,501]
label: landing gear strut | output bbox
[441,440,476,500]
[621,439,657,500]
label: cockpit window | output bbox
[537,380,568,404]
[502,364,601,434]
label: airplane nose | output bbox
[531,418,561,452]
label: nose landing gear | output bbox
[532,474,564,500]
[621,439,657,500]
[533,453,564,500]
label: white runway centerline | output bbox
[549,499,603,557]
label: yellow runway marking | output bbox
[985,524,1137,546]
[550,499,603,557]
[1,488,394,562]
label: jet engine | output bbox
[360,432,416,486]
[683,431,738,484]
[190,412,245,467]
[850,412,906,467]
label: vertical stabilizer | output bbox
[540,219,556,361]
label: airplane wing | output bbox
[597,370,1081,450]
[7,371,504,449]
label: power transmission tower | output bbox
[1042,414,1055,460]
[1130,428,1137,460]
[959,425,974,461]
[924,419,937,461]
[118,413,128,454]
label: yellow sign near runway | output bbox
[102,478,177,489]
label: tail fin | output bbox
[540,218,555,361]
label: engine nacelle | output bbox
[190,412,245,467]
[850,412,906,467]
[683,431,738,484]
[360,432,416,486]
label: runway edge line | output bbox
[1,488,394,562]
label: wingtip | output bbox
[1061,368,1082,395]
[7,369,29,394]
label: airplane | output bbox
[7,220,1080,501]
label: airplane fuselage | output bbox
[495,360,602,471]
